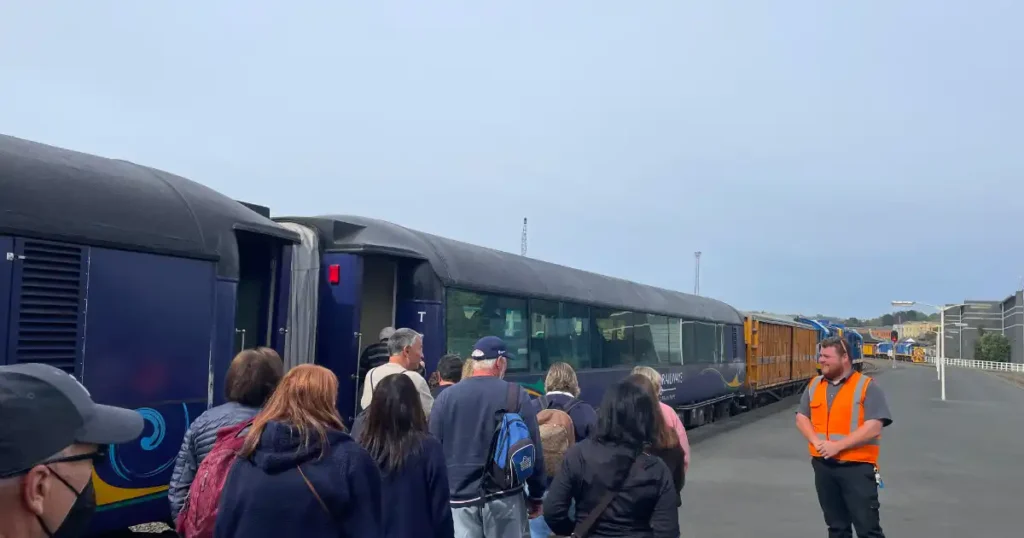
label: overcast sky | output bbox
[2,1,1021,318]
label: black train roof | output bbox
[0,134,297,278]
[278,214,744,325]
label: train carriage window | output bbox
[591,308,633,368]
[680,320,697,364]
[529,300,591,370]
[668,318,683,365]
[715,323,725,363]
[446,289,529,372]
[633,314,670,365]
[691,321,718,363]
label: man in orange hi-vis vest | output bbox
[796,336,893,538]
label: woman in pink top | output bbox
[632,366,690,471]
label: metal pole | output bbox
[938,308,944,380]
[939,307,947,401]
[941,344,947,401]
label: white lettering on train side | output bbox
[418,311,426,322]
[661,372,686,385]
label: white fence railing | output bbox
[921,357,1024,373]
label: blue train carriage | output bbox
[0,134,299,535]
[272,215,748,429]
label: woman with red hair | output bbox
[215,364,383,538]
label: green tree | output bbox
[880,313,894,326]
[975,332,1011,362]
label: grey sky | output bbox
[2,1,1021,319]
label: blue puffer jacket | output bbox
[168,401,260,521]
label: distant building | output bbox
[896,321,938,340]
[1002,291,1024,364]
[867,328,892,341]
[943,300,1003,360]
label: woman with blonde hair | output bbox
[541,362,598,442]
[631,365,691,472]
[530,362,599,538]
[215,364,383,538]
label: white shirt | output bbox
[360,362,434,415]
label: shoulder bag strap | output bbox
[570,456,646,538]
[297,465,332,519]
[506,382,519,412]
[562,398,582,415]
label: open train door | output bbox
[229,203,299,392]
[232,232,294,350]
[277,222,321,370]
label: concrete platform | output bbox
[678,362,1024,537]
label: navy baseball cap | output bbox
[0,363,145,478]
[471,336,513,360]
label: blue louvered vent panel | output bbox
[16,241,85,374]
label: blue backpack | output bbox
[485,383,537,492]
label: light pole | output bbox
[891,301,968,401]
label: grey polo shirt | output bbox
[797,371,893,428]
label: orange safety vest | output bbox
[806,371,881,464]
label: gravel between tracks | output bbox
[128,522,174,535]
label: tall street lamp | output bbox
[891,300,968,401]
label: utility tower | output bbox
[521,218,528,256]
[693,251,701,295]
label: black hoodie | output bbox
[542,439,680,538]
[214,420,384,538]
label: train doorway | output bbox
[234,231,282,355]
[358,256,397,356]
[351,255,397,410]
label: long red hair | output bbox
[239,364,346,459]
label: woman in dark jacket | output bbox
[542,379,680,538]
[169,347,283,522]
[625,374,686,497]
[214,364,383,538]
[352,374,453,538]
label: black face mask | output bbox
[38,469,96,538]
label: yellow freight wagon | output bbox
[743,313,820,391]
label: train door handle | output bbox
[278,327,289,335]
[235,329,246,349]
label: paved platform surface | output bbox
[678,362,1024,537]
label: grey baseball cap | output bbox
[0,363,144,477]
[379,327,396,341]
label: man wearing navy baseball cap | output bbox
[428,336,546,538]
[0,363,144,538]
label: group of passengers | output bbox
[166,328,690,538]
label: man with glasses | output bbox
[0,363,144,538]
[796,336,893,538]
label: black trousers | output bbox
[811,457,886,538]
